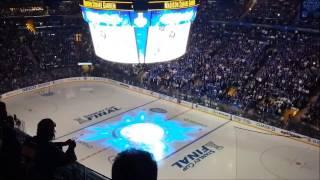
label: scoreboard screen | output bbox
[82,0,199,10]
[81,6,198,63]
[146,20,192,63]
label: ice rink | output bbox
[3,81,320,180]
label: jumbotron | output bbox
[81,0,199,63]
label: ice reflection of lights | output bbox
[78,110,201,161]
[120,123,165,160]
[121,123,164,144]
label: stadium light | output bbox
[78,62,93,66]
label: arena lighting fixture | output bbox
[80,0,199,63]
[78,62,93,65]
[78,110,201,161]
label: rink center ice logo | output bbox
[171,141,223,171]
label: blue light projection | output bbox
[78,110,201,161]
[131,12,150,62]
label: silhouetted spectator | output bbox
[0,101,7,153]
[24,118,77,179]
[6,115,15,128]
[0,101,7,125]
[112,149,158,180]
[0,102,22,180]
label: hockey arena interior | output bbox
[0,0,319,180]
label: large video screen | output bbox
[89,24,138,63]
[146,23,191,63]
[81,7,197,63]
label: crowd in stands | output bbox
[0,7,46,17]
[201,0,244,21]
[243,0,300,25]
[244,32,320,117]
[302,96,320,130]
[0,1,319,179]
[197,0,320,30]
[140,24,319,138]
[0,0,80,17]
[0,23,38,93]
[0,0,319,138]
[30,28,87,69]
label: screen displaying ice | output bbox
[81,7,198,63]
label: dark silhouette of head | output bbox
[0,101,8,124]
[36,118,56,142]
[112,149,158,180]
[6,115,14,129]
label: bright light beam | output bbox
[120,123,164,144]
